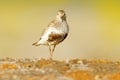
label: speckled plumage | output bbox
[32,10,69,59]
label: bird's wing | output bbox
[38,19,58,41]
[40,20,56,35]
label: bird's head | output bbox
[56,10,66,21]
[57,10,65,17]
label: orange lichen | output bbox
[2,63,17,69]
[107,72,120,80]
[65,70,93,80]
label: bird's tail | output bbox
[32,41,40,46]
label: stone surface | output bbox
[0,58,120,80]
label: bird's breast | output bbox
[55,21,68,33]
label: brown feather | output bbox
[32,42,39,46]
[48,33,68,45]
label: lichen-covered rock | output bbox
[0,58,120,80]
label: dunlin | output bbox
[32,10,69,59]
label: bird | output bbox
[32,10,69,59]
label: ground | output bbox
[0,58,120,80]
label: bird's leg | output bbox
[51,45,56,56]
[49,45,52,59]
[48,45,56,60]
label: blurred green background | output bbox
[0,0,120,60]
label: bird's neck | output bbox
[56,15,66,22]
[56,16,62,22]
